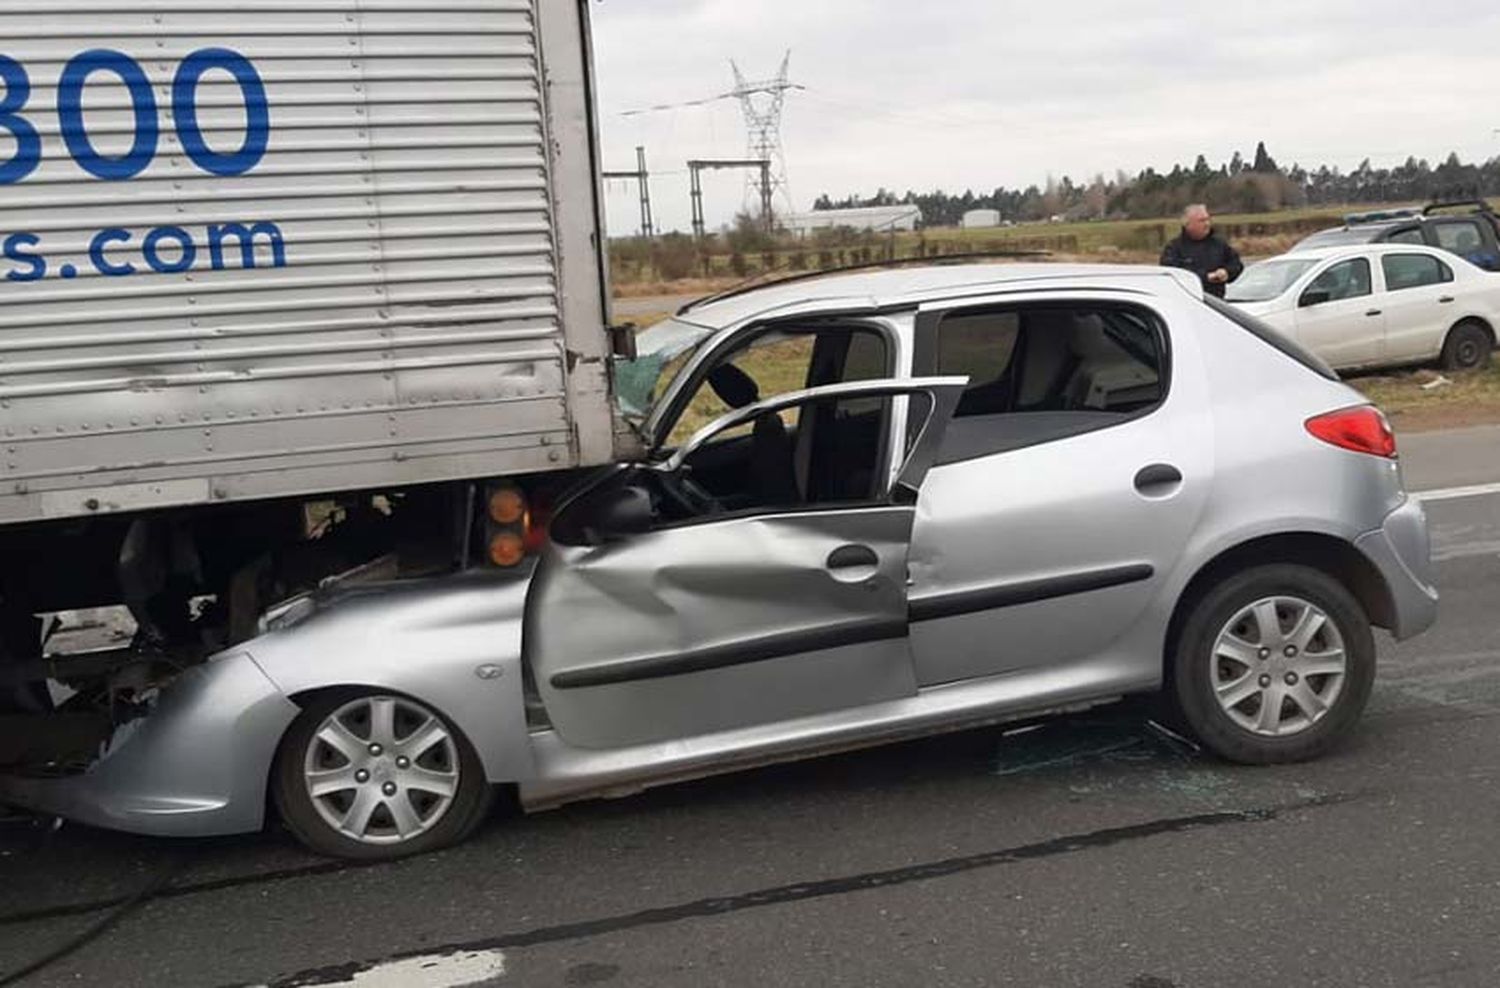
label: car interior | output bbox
[1305,259,1372,302]
[1443,224,1483,252]
[675,326,898,513]
[553,308,1168,545]
[551,325,907,545]
[932,305,1166,463]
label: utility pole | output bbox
[636,146,654,237]
[689,159,773,238]
[602,145,655,238]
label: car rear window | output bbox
[1203,296,1338,381]
[1295,227,1381,250]
[1434,221,1486,253]
[1382,252,1453,290]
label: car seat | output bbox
[707,364,799,505]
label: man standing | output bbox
[1160,204,1243,298]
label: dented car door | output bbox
[524,379,963,751]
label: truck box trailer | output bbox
[0,0,621,761]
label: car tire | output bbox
[272,689,494,860]
[1439,321,1494,372]
[1171,564,1374,765]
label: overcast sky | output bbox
[588,0,1500,234]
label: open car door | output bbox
[524,378,964,750]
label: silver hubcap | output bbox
[303,696,460,846]
[1211,596,1347,738]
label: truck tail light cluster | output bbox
[484,483,529,567]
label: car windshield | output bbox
[612,317,716,421]
[1226,258,1319,302]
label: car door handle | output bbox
[827,544,879,570]
[1365,309,1382,317]
[1134,463,1183,494]
[827,544,881,585]
[1439,296,1455,304]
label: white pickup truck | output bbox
[0,0,624,765]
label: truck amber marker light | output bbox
[486,484,531,567]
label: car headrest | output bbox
[708,363,761,409]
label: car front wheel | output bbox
[1172,565,1375,764]
[272,690,494,860]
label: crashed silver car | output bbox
[1,264,1438,859]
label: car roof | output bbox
[675,263,1202,329]
[1297,220,1410,242]
[1305,210,1490,243]
[1262,242,1455,263]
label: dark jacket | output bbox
[1160,230,1243,297]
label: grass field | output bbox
[611,200,1500,290]
[1355,358,1500,432]
[898,203,1353,254]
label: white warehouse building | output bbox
[961,208,1003,229]
[783,205,923,237]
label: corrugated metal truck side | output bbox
[0,0,618,748]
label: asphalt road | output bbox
[1,430,1498,988]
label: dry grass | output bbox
[625,310,674,329]
[613,200,1500,288]
[612,276,742,298]
[606,220,1314,293]
[1353,358,1500,433]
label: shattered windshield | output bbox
[611,317,715,421]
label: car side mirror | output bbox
[590,484,655,542]
[1300,288,1332,308]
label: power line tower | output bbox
[730,52,796,227]
[602,146,655,238]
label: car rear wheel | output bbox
[1440,321,1494,372]
[1172,565,1374,764]
[273,690,493,860]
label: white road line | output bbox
[1415,481,1500,503]
[262,950,507,988]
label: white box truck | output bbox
[0,0,623,763]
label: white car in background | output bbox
[1226,244,1498,373]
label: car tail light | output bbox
[1305,406,1397,459]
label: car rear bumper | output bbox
[0,653,298,837]
[1356,495,1439,640]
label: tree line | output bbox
[812,144,1500,226]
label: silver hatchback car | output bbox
[1,264,1437,859]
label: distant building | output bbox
[784,205,923,237]
[961,209,1002,229]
